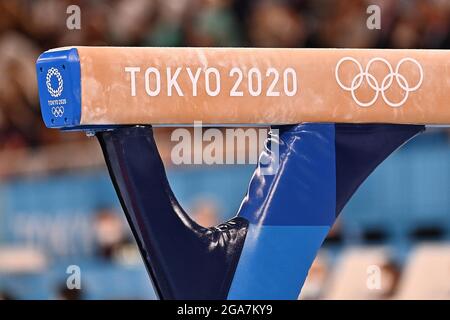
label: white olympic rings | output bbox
[335,57,423,108]
[52,106,64,117]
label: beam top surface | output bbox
[36,47,450,129]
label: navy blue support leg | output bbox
[97,127,248,300]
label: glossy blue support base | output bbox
[96,123,424,299]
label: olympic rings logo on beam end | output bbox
[52,106,64,117]
[335,57,423,108]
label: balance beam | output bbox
[36,47,450,128]
[35,48,436,299]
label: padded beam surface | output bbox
[36,47,450,128]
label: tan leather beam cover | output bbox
[76,47,449,125]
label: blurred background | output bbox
[0,0,449,299]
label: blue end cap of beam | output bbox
[36,48,81,129]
